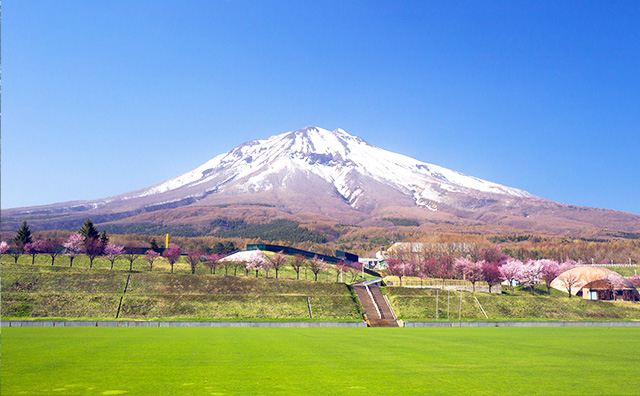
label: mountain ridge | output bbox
[3,126,639,237]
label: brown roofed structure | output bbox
[550,266,640,301]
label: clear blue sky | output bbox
[3,1,640,215]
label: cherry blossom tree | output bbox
[481,261,502,293]
[27,238,53,265]
[420,257,439,279]
[519,260,544,295]
[103,243,125,270]
[163,246,182,274]
[289,254,306,280]
[386,258,413,286]
[262,258,274,277]
[500,259,523,291]
[63,233,85,267]
[307,256,327,281]
[268,251,288,279]
[144,249,162,271]
[204,253,223,274]
[539,259,561,295]
[455,258,483,292]
[24,242,37,265]
[84,237,104,269]
[628,275,640,288]
[37,239,62,266]
[435,255,455,286]
[246,256,262,277]
[559,260,577,273]
[0,241,9,259]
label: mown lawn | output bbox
[2,327,639,395]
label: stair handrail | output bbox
[383,294,397,320]
[364,283,382,319]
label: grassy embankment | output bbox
[2,327,639,396]
[1,256,364,321]
[386,285,640,321]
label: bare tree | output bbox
[559,272,580,298]
[289,254,306,280]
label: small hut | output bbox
[550,266,640,301]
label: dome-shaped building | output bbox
[550,266,639,301]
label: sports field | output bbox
[2,327,639,395]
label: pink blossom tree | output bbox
[481,261,502,293]
[245,256,262,277]
[268,251,288,279]
[500,259,523,291]
[31,238,54,265]
[559,260,577,273]
[162,246,182,274]
[144,249,162,271]
[435,255,455,287]
[307,256,327,281]
[628,275,640,288]
[38,239,61,266]
[539,259,561,295]
[386,258,413,286]
[420,257,439,279]
[455,258,483,292]
[103,243,125,270]
[63,234,85,267]
[84,237,104,269]
[519,260,544,295]
[0,241,9,259]
[24,242,37,265]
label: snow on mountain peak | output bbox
[129,126,535,210]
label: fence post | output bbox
[435,289,439,321]
[459,290,463,321]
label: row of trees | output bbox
[385,245,584,296]
[191,251,363,282]
[1,221,366,282]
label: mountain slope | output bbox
[3,126,640,236]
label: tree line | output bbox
[383,245,639,297]
[0,219,367,283]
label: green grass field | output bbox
[2,327,639,396]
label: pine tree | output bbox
[79,218,100,240]
[14,221,33,252]
[100,230,109,246]
[149,238,161,253]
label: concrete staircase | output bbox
[353,280,400,327]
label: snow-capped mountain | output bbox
[125,126,534,211]
[3,126,640,235]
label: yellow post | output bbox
[165,234,169,248]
